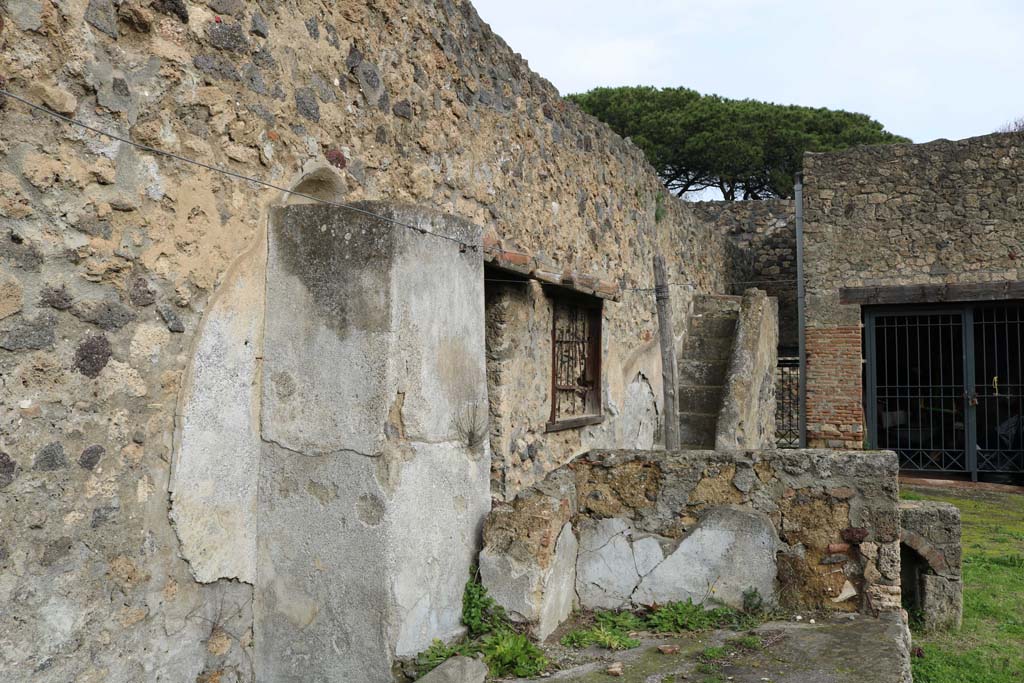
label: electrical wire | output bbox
[0,87,478,251]
[1,88,803,297]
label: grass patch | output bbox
[646,598,763,633]
[560,588,771,655]
[560,594,769,653]
[560,609,645,650]
[559,624,640,650]
[901,485,1024,683]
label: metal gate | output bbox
[775,355,800,448]
[865,302,1024,478]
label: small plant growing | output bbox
[698,645,729,661]
[462,566,508,637]
[559,624,639,650]
[741,588,765,616]
[415,568,547,678]
[654,192,667,224]
[479,631,548,677]
[730,634,763,651]
[560,609,644,650]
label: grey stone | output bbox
[38,284,72,310]
[251,12,269,37]
[324,23,340,48]
[1,231,44,271]
[242,64,267,95]
[78,445,105,470]
[482,519,578,640]
[84,0,117,38]
[157,304,185,333]
[304,16,319,40]
[40,537,72,566]
[356,61,384,105]
[74,335,112,378]
[346,45,363,70]
[194,54,241,82]
[5,0,44,32]
[294,87,320,122]
[537,523,578,640]
[631,536,665,576]
[206,0,244,17]
[72,299,134,330]
[129,277,156,307]
[252,46,276,69]
[0,312,56,350]
[209,21,249,53]
[575,517,639,610]
[34,442,67,471]
[920,574,962,631]
[0,452,17,489]
[419,656,488,683]
[152,0,189,23]
[91,505,118,528]
[393,100,413,119]
[311,74,336,103]
[632,506,780,610]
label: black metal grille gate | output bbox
[776,356,800,448]
[865,302,1024,478]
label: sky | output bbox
[471,0,1024,144]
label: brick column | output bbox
[806,325,864,448]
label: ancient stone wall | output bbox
[802,133,1024,447]
[899,501,963,631]
[691,199,797,348]
[0,1,748,680]
[480,448,903,640]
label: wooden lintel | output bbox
[840,280,1024,306]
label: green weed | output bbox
[478,631,548,677]
[416,568,547,677]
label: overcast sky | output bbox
[471,0,1024,144]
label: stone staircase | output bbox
[677,294,742,447]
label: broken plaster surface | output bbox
[170,237,265,584]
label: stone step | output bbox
[677,385,724,416]
[682,332,735,361]
[678,359,729,386]
[688,312,738,339]
[679,411,717,447]
[693,293,742,315]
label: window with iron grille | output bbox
[547,294,603,431]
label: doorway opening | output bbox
[865,302,1024,481]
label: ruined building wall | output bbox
[802,133,1024,448]
[691,199,797,349]
[0,1,747,680]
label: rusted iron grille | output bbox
[775,356,800,448]
[552,301,599,421]
[865,302,1024,477]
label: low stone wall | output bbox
[480,448,901,640]
[899,501,963,631]
[715,289,778,450]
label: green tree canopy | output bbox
[568,87,910,199]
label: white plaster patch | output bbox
[170,243,264,584]
[632,506,780,609]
